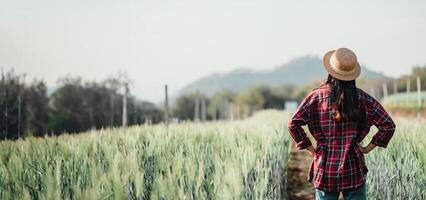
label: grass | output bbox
[1,110,426,200]
[364,117,426,199]
[0,110,291,200]
[382,91,426,111]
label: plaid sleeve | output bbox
[287,90,315,150]
[367,97,396,148]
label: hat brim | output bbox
[323,50,361,81]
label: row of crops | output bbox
[0,110,292,200]
[0,110,425,199]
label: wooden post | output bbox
[110,93,114,127]
[218,100,222,120]
[2,68,8,139]
[194,91,200,121]
[17,77,22,138]
[382,83,388,100]
[407,79,411,103]
[222,99,228,120]
[417,77,421,108]
[17,74,26,138]
[393,81,397,94]
[164,85,169,124]
[236,104,240,120]
[201,94,206,121]
[122,82,128,127]
[0,68,3,138]
[228,101,234,121]
[220,99,224,119]
[212,102,216,121]
[133,108,137,124]
[225,100,229,120]
[417,77,421,120]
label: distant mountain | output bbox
[177,56,389,97]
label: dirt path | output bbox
[287,143,315,200]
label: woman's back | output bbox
[288,83,395,192]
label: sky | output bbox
[1,0,426,102]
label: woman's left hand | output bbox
[358,142,377,154]
[359,145,368,154]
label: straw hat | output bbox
[323,48,361,81]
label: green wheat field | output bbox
[0,110,425,199]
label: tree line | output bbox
[172,84,307,121]
[396,65,426,92]
[172,64,426,121]
[0,69,163,140]
[3,65,424,139]
[1,69,306,139]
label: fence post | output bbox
[201,94,206,121]
[393,81,397,94]
[228,101,234,121]
[222,99,228,120]
[2,68,8,139]
[110,93,114,127]
[164,85,169,124]
[212,102,216,121]
[417,77,421,108]
[17,75,24,138]
[194,91,200,121]
[122,82,128,128]
[407,79,411,103]
[220,99,224,120]
[236,104,240,120]
[417,77,421,120]
[382,82,388,100]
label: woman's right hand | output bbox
[306,145,316,157]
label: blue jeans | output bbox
[315,184,366,200]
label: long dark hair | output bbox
[325,74,360,122]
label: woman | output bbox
[288,48,396,200]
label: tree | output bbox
[0,69,22,139]
[49,76,89,134]
[172,92,198,121]
[208,90,235,120]
[25,80,49,136]
[0,70,49,139]
[396,65,426,93]
[49,76,124,133]
[128,99,164,124]
[235,86,265,117]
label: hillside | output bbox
[178,56,389,97]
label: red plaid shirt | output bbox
[288,84,395,192]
